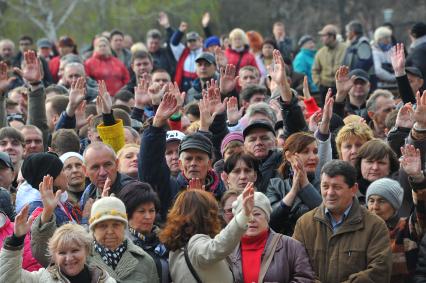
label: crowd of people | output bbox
[0,10,426,283]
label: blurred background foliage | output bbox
[0,0,425,47]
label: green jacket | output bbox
[293,198,392,283]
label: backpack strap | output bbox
[184,243,203,283]
[258,233,281,282]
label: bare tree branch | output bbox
[56,0,80,29]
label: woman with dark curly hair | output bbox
[159,184,254,283]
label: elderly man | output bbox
[60,62,98,101]
[80,142,133,211]
[366,89,395,139]
[146,28,176,76]
[20,125,44,157]
[0,39,15,61]
[293,160,392,282]
[139,88,226,220]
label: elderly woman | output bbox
[225,28,258,73]
[219,189,240,224]
[222,152,258,192]
[355,139,399,201]
[31,176,159,283]
[159,183,254,283]
[117,181,169,283]
[372,26,397,89]
[0,204,115,282]
[336,122,374,166]
[117,144,139,179]
[229,192,314,282]
[84,37,130,96]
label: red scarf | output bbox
[241,230,269,283]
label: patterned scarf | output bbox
[94,240,127,270]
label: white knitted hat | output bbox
[89,196,128,231]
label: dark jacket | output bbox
[186,73,219,104]
[0,188,15,221]
[80,172,134,209]
[127,226,170,283]
[139,125,226,221]
[293,198,392,283]
[256,150,282,194]
[150,47,176,78]
[406,40,426,89]
[229,229,315,283]
[416,233,426,282]
[266,177,322,235]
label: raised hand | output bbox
[414,90,426,128]
[400,144,422,178]
[226,96,242,124]
[134,77,151,108]
[75,100,93,130]
[168,82,186,108]
[395,103,414,128]
[206,80,228,115]
[302,76,311,99]
[21,50,43,83]
[0,61,16,95]
[319,88,334,134]
[188,178,204,190]
[219,64,238,95]
[148,82,163,106]
[268,49,291,101]
[201,12,210,28]
[308,109,323,133]
[269,98,283,122]
[179,22,188,33]
[391,43,406,77]
[66,77,86,117]
[13,204,34,238]
[242,182,255,217]
[101,177,111,197]
[96,80,112,114]
[158,11,170,28]
[335,66,355,102]
[39,175,61,224]
[82,198,94,219]
[199,92,215,131]
[214,47,228,70]
[153,90,179,127]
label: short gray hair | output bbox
[246,102,277,125]
[366,89,393,112]
[64,62,86,76]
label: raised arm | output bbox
[391,43,415,104]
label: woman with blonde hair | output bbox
[159,183,254,283]
[117,144,139,179]
[225,28,258,73]
[0,204,115,282]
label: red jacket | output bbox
[84,52,130,96]
[225,47,259,74]
[48,56,61,83]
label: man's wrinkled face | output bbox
[21,128,43,157]
[239,70,260,90]
[244,129,276,159]
[0,43,14,60]
[63,66,84,88]
[178,149,211,180]
[83,148,118,189]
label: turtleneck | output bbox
[65,265,91,283]
[241,229,269,283]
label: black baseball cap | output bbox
[195,52,216,65]
[243,120,276,139]
[406,66,423,79]
[349,69,369,83]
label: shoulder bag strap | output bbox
[184,243,203,283]
[258,233,281,283]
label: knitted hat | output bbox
[298,35,314,48]
[366,178,404,211]
[21,153,64,189]
[59,152,84,163]
[89,196,128,231]
[220,132,244,156]
[232,191,272,221]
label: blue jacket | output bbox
[293,48,318,92]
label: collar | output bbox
[411,35,426,49]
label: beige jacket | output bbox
[312,42,347,87]
[0,240,116,283]
[169,211,249,283]
[31,215,159,283]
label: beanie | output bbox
[366,178,404,211]
[204,36,221,49]
[21,152,64,189]
[220,132,244,156]
[59,152,84,163]
[232,191,272,221]
[89,196,128,231]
